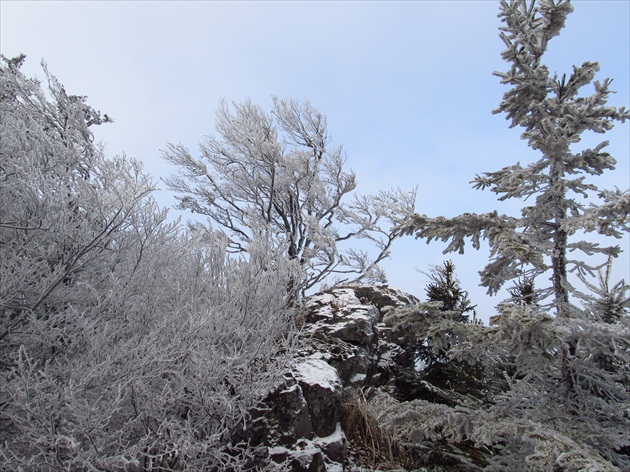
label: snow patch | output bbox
[279,383,301,395]
[293,358,341,391]
[269,423,346,470]
[350,373,366,384]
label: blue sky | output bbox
[2,1,628,321]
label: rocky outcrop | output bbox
[247,284,419,471]
[245,358,345,471]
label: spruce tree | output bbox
[424,260,476,322]
[399,0,629,315]
[382,3,630,469]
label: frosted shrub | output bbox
[0,56,300,470]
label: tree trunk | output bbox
[549,158,570,316]
[552,227,570,315]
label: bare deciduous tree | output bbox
[163,97,416,295]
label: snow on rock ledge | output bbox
[293,358,342,392]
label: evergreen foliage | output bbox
[577,256,630,323]
[424,260,476,322]
[380,1,630,470]
[507,277,538,306]
[398,0,630,314]
[384,292,629,469]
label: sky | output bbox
[1,0,628,322]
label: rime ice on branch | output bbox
[398,0,629,315]
[164,97,416,296]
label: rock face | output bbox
[293,358,342,438]
[247,284,419,471]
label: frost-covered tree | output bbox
[1,56,300,470]
[163,97,416,295]
[507,277,539,306]
[378,2,630,469]
[0,54,153,345]
[399,0,629,314]
[383,279,629,469]
[577,255,629,324]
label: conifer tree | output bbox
[424,260,476,322]
[508,277,538,306]
[399,0,629,315]
[381,2,630,469]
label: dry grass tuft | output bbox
[341,387,405,470]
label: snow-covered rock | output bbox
[268,378,314,445]
[268,423,347,471]
[294,358,342,437]
[246,284,419,471]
